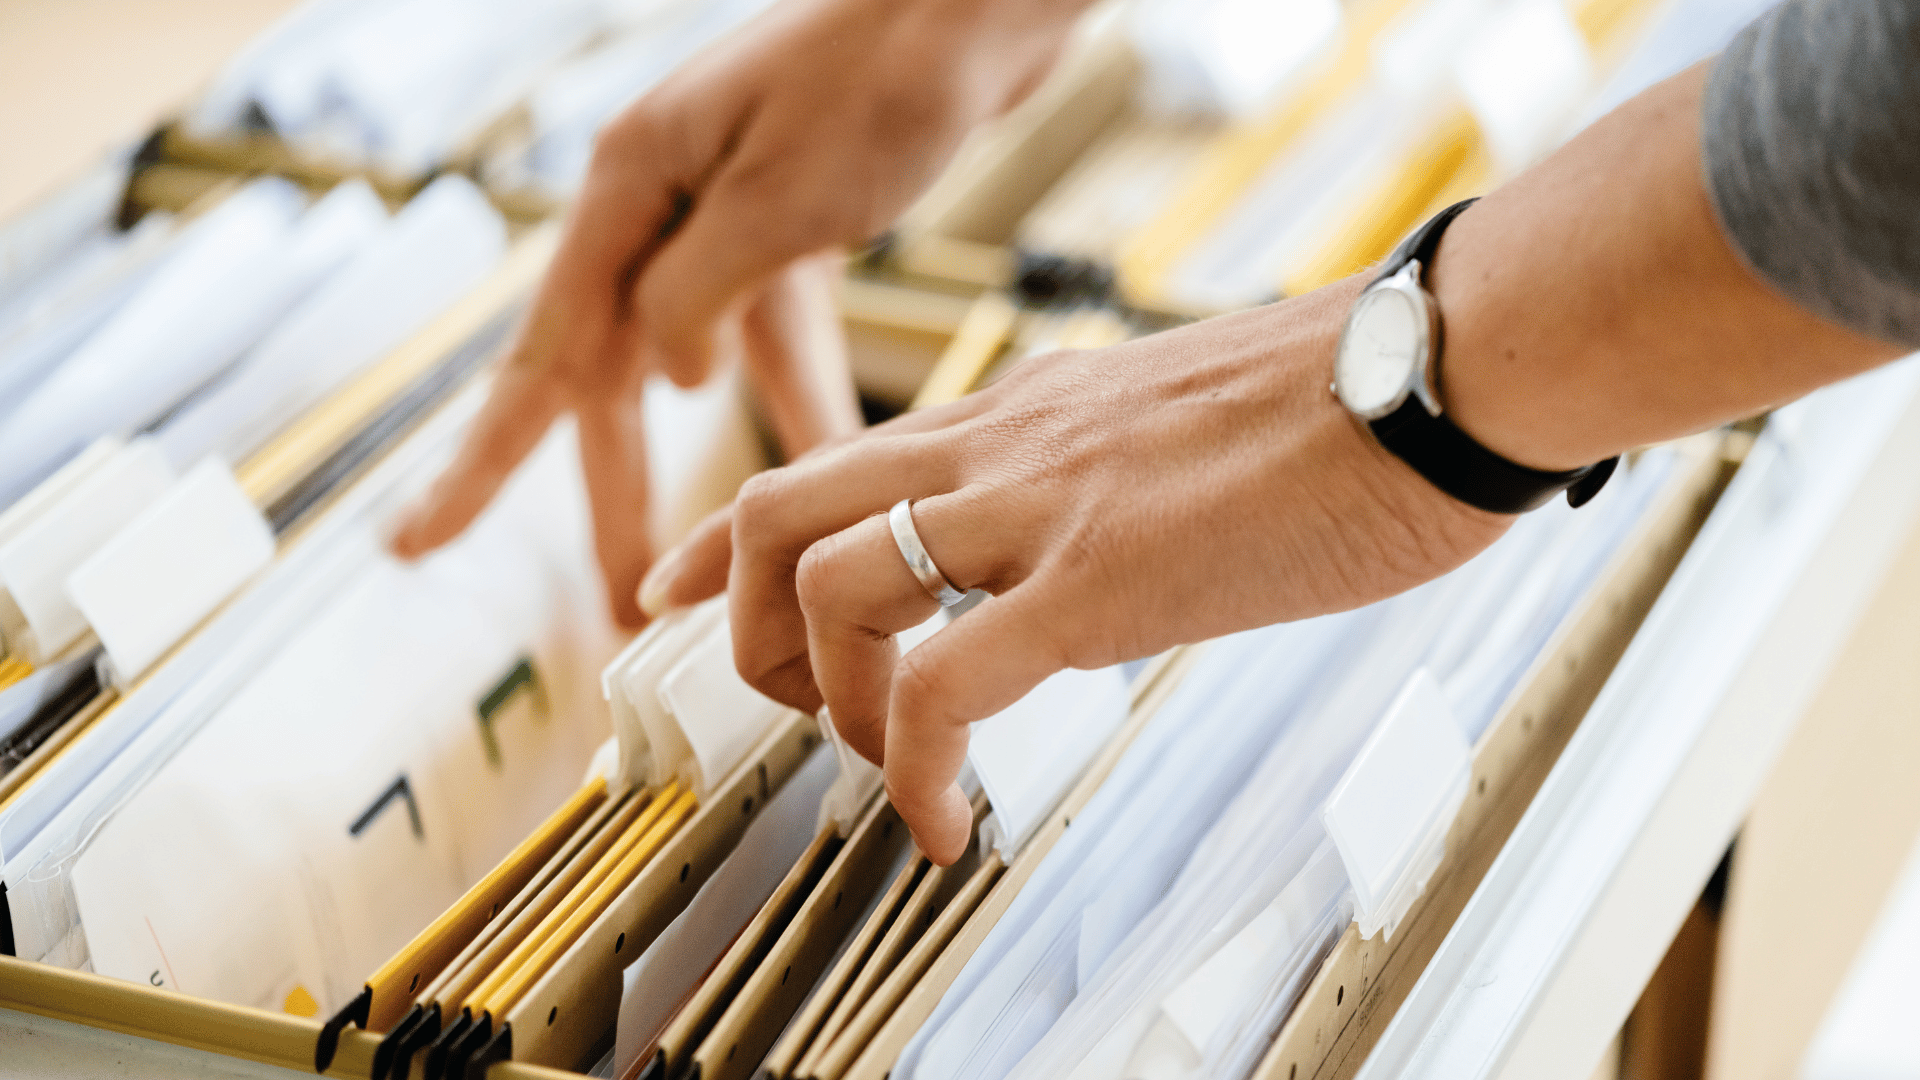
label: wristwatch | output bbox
[1331,198,1617,513]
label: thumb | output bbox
[638,503,735,619]
[885,588,1068,865]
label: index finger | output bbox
[392,362,565,558]
[390,95,720,560]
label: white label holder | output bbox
[67,459,275,685]
[1323,667,1471,940]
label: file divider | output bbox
[760,854,930,1080]
[689,798,911,1080]
[364,780,622,1076]
[648,825,847,1080]
[787,795,991,1080]
[834,644,1202,1080]
[348,780,613,1076]
[789,856,942,1079]
[477,791,695,1026]
[507,713,823,1072]
[410,790,638,1030]
[815,850,1005,1080]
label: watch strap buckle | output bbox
[1564,456,1619,508]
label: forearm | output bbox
[1434,62,1906,473]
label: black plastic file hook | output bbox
[463,1025,512,1080]
[374,1003,434,1080]
[317,985,373,1072]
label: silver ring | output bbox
[888,499,965,607]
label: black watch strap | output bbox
[1365,197,1619,513]
[1377,196,1479,285]
[1372,396,1618,513]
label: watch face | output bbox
[1334,286,1424,419]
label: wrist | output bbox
[1423,208,1622,474]
[1283,281,1514,594]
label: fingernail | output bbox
[637,547,683,619]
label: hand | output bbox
[389,0,1085,623]
[640,279,1515,863]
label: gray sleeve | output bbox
[1702,0,1920,347]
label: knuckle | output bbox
[590,104,660,170]
[864,75,956,146]
[882,772,936,819]
[723,161,860,251]
[740,649,815,712]
[732,470,793,546]
[792,534,849,616]
[657,347,712,388]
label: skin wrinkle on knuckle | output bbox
[881,774,947,826]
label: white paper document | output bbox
[68,425,619,1015]
[156,175,503,470]
[0,180,311,505]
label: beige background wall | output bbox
[1704,517,1920,1080]
[0,0,301,222]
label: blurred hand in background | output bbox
[390,0,1091,624]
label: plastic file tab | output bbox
[816,707,884,837]
[67,459,275,685]
[1323,667,1470,940]
[656,616,791,798]
[0,437,122,552]
[613,743,837,1074]
[606,599,803,801]
[603,601,720,793]
[0,438,173,663]
[971,665,1130,858]
[1127,838,1351,1080]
